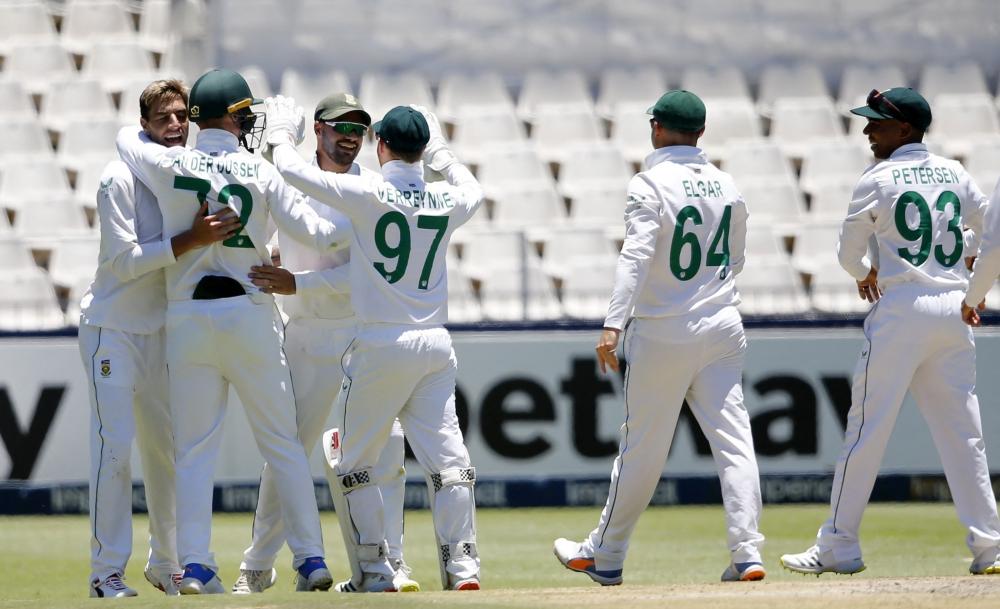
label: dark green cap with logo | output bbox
[850,87,932,130]
[314,92,372,125]
[187,69,262,122]
[648,90,706,132]
[373,106,429,153]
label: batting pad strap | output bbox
[357,540,389,562]
[440,541,478,562]
[430,467,476,492]
[338,468,374,493]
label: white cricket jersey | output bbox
[605,146,747,330]
[115,127,345,302]
[79,160,175,333]
[272,143,484,325]
[838,143,986,291]
[966,181,1000,305]
[278,158,376,322]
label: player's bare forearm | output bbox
[249,264,296,295]
[171,202,241,257]
[596,328,621,374]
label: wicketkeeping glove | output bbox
[410,104,457,172]
[263,95,305,148]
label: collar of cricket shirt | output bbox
[887,142,928,160]
[380,159,424,189]
[643,145,707,170]
[195,128,241,153]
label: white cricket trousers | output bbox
[241,317,409,571]
[817,285,1000,562]
[586,305,764,572]
[334,323,478,582]
[166,295,324,571]
[79,324,179,582]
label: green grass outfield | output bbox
[3,504,1000,608]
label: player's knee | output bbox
[428,466,476,493]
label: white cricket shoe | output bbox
[90,573,138,598]
[178,563,225,594]
[720,561,766,582]
[294,557,333,591]
[971,550,1000,575]
[451,576,481,590]
[231,568,277,594]
[144,566,182,595]
[333,572,397,592]
[393,559,421,592]
[552,538,623,586]
[780,545,866,576]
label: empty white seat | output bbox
[446,262,482,323]
[556,143,632,201]
[0,119,55,161]
[806,180,857,223]
[64,275,94,326]
[739,177,807,234]
[965,137,1000,195]
[491,183,567,232]
[541,227,619,277]
[517,69,593,122]
[757,63,829,114]
[987,285,1000,311]
[745,224,789,262]
[290,0,370,64]
[791,222,841,275]
[0,235,41,276]
[736,259,810,315]
[450,105,528,166]
[358,71,434,124]
[480,260,562,321]
[567,184,625,227]
[0,271,67,330]
[532,104,605,164]
[698,98,762,160]
[837,63,908,112]
[279,68,353,111]
[239,65,274,100]
[459,229,527,278]
[919,61,990,103]
[0,159,72,212]
[4,42,77,96]
[680,65,752,102]
[769,97,846,160]
[595,65,666,119]
[116,77,161,125]
[721,138,796,184]
[799,140,872,197]
[14,197,91,246]
[138,0,172,53]
[47,234,100,289]
[39,79,117,133]
[73,158,113,210]
[0,1,57,53]
[810,265,873,314]
[82,40,157,94]
[57,118,120,171]
[436,71,515,124]
[0,80,37,120]
[159,37,208,84]
[561,260,616,319]
[609,103,652,165]
[476,143,554,197]
[61,0,136,55]
[926,94,1000,158]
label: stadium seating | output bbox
[436,71,515,124]
[926,94,1000,158]
[798,140,871,198]
[836,63,908,111]
[556,143,632,202]
[0,81,37,121]
[0,1,57,55]
[737,259,811,315]
[279,68,353,111]
[4,41,78,96]
[479,260,562,321]
[39,79,117,134]
[60,0,136,55]
[561,260,616,319]
[451,106,530,166]
[698,98,762,161]
[965,138,1000,195]
[2,119,55,162]
[768,97,846,160]
[918,61,990,103]
[358,71,435,125]
[138,0,173,54]
[516,69,593,122]
[82,40,158,94]
[0,159,73,213]
[566,185,625,227]
[490,183,567,232]
[47,234,100,290]
[595,65,666,119]
[680,65,752,102]
[756,63,829,115]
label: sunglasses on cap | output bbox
[324,121,368,137]
[866,89,906,122]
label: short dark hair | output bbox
[392,146,423,163]
[139,79,188,120]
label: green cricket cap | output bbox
[850,87,932,130]
[314,92,371,125]
[188,69,262,122]
[373,106,429,153]
[648,90,706,132]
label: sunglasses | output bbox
[866,89,905,122]
[324,121,368,137]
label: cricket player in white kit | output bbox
[264,97,483,591]
[234,93,418,593]
[554,90,765,585]
[963,182,1000,327]
[82,79,242,598]
[781,87,1000,576]
[114,69,343,594]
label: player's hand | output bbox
[961,298,986,327]
[966,256,976,271]
[263,95,305,148]
[856,268,881,303]
[249,264,296,295]
[410,104,454,171]
[189,201,240,246]
[595,327,621,374]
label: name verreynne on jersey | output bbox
[376,185,455,209]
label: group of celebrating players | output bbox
[80,66,1000,598]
